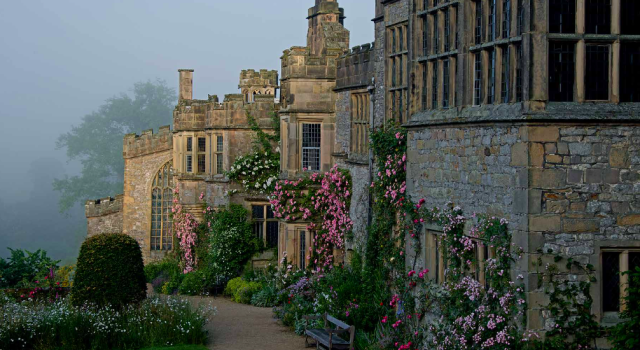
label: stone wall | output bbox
[85,195,123,238]
[122,149,173,262]
[406,121,640,333]
[336,157,371,254]
[123,126,172,159]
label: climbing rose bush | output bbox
[172,186,198,274]
[270,166,352,272]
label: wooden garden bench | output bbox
[303,313,355,350]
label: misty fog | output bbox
[0,0,375,263]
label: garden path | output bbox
[189,296,308,350]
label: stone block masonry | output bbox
[407,121,640,332]
[85,195,123,238]
[123,125,172,159]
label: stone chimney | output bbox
[178,69,194,102]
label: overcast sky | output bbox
[0,0,374,260]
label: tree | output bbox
[54,80,176,212]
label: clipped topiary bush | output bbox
[72,233,146,308]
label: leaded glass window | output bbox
[302,123,321,171]
[502,46,511,103]
[549,42,575,102]
[503,0,511,38]
[476,0,483,45]
[585,45,610,101]
[586,0,611,35]
[621,44,640,102]
[474,52,483,105]
[603,252,621,312]
[151,162,174,251]
[550,0,576,33]
[299,231,306,270]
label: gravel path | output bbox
[190,296,308,350]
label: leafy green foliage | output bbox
[72,234,146,308]
[54,80,176,212]
[608,267,640,350]
[0,248,60,288]
[178,271,205,296]
[531,251,604,349]
[203,205,258,279]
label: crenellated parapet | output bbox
[85,194,123,218]
[280,47,340,81]
[336,43,375,91]
[239,69,279,89]
[123,126,172,159]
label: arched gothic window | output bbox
[151,162,174,251]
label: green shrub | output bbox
[223,277,244,297]
[250,284,278,307]
[145,257,182,294]
[72,233,147,308]
[0,248,60,288]
[609,267,640,350]
[204,205,258,279]
[179,271,205,296]
[233,281,262,304]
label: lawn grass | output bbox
[139,345,209,350]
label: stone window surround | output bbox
[591,240,640,324]
[423,222,500,286]
[250,202,279,249]
[350,89,371,156]
[546,0,640,103]
[281,223,312,270]
[176,132,225,176]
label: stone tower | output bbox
[307,0,349,57]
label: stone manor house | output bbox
[86,0,640,336]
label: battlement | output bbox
[239,69,279,88]
[281,46,342,80]
[336,43,375,90]
[85,194,124,218]
[224,94,245,102]
[123,125,172,159]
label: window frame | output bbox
[548,41,576,102]
[251,204,279,248]
[585,44,611,101]
[301,123,321,172]
[474,52,483,106]
[150,161,174,252]
[600,248,640,315]
[350,91,370,156]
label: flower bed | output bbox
[0,294,213,350]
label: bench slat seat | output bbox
[303,313,355,350]
[305,329,350,349]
